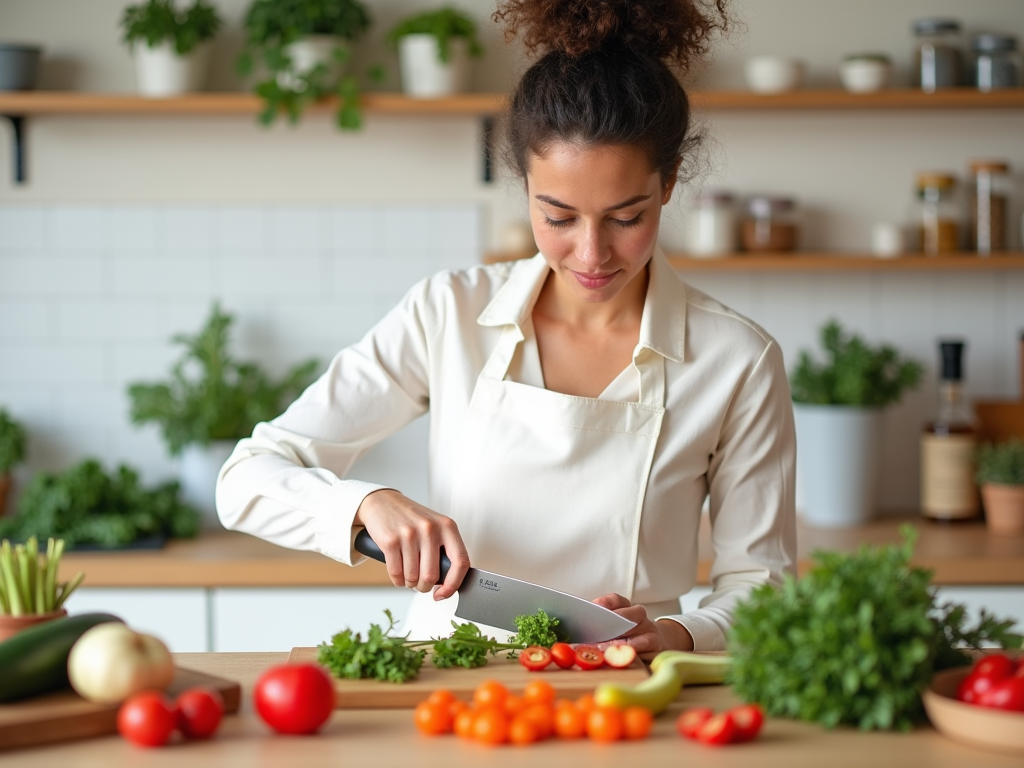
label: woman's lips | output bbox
[571,270,618,289]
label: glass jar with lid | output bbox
[915,173,961,255]
[969,160,1011,254]
[683,190,737,257]
[971,33,1021,91]
[912,18,963,91]
[741,196,798,252]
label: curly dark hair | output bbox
[493,0,730,183]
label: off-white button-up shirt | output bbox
[217,250,797,651]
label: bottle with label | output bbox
[920,341,979,520]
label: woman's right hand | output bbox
[353,489,470,600]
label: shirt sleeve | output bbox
[657,339,798,650]
[215,279,435,566]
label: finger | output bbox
[416,518,442,593]
[592,593,631,611]
[399,524,422,591]
[435,517,470,601]
[375,531,406,589]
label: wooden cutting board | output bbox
[288,646,649,708]
[0,666,241,753]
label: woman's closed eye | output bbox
[544,214,644,230]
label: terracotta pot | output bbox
[982,483,1024,536]
[0,471,10,517]
[0,608,67,642]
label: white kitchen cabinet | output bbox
[63,587,209,652]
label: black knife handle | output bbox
[354,529,452,585]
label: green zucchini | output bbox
[0,612,123,702]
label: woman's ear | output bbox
[661,158,683,204]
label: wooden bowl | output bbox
[923,667,1024,755]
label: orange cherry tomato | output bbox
[472,707,509,746]
[413,701,452,736]
[473,680,509,710]
[554,704,587,739]
[504,695,527,717]
[554,698,576,711]
[587,706,625,743]
[508,715,540,746]
[426,689,456,709]
[454,708,477,740]
[623,706,653,740]
[575,694,596,714]
[449,699,470,719]
[523,679,556,707]
[520,704,555,740]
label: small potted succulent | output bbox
[387,6,483,98]
[238,0,373,129]
[791,320,923,528]
[120,0,222,97]
[976,439,1024,536]
[0,409,27,518]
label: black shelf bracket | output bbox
[481,115,494,184]
[2,115,26,184]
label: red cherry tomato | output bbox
[695,711,738,746]
[254,663,335,735]
[175,687,225,739]
[973,654,1016,682]
[117,691,177,748]
[728,704,764,742]
[550,642,576,670]
[676,707,714,739]
[574,645,605,671]
[519,646,553,671]
[978,676,1024,712]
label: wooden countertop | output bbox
[57,515,1024,588]
[4,652,1020,766]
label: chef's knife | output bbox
[354,529,636,644]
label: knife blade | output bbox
[353,529,637,643]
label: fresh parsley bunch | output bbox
[727,529,1022,731]
[509,609,562,648]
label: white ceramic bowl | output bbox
[840,59,891,93]
[744,56,804,93]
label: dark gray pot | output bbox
[0,45,42,91]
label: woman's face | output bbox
[526,142,674,305]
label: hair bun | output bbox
[493,0,729,70]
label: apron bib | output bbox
[401,324,665,639]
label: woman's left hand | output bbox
[591,593,694,661]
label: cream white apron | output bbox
[401,323,666,640]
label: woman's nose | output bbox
[576,223,608,267]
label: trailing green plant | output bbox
[121,0,222,55]
[0,537,83,616]
[387,7,484,63]
[0,409,27,475]
[727,528,1022,731]
[238,0,375,129]
[975,438,1024,486]
[0,460,200,548]
[127,303,319,456]
[790,320,923,407]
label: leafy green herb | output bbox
[387,7,484,63]
[790,320,923,407]
[0,459,199,548]
[727,528,1023,731]
[121,0,222,55]
[975,439,1024,486]
[0,408,27,474]
[509,609,562,648]
[0,537,83,616]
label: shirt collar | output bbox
[476,247,687,363]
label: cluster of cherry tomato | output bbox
[675,704,764,746]
[955,653,1024,711]
[519,642,637,672]
[117,687,224,747]
[413,679,653,745]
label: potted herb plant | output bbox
[121,0,222,97]
[387,6,483,98]
[0,409,27,519]
[127,303,319,527]
[238,0,373,129]
[976,439,1024,536]
[790,320,923,528]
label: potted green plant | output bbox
[120,0,222,97]
[0,409,27,519]
[791,320,923,528]
[127,303,319,527]
[387,7,483,98]
[976,439,1024,536]
[238,0,373,129]
[0,537,83,641]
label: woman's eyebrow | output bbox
[534,194,652,212]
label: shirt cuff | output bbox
[655,612,727,652]
[310,479,392,566]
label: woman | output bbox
[216,0,796,656]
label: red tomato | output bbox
[175,687,224,740]
[676,707,714,739]
[977,676,1024,712]
[973,654,1016,682]
[117,691,177,748]
[603,644,637,669]
[574,645,605,671]
[550,642,576,670]
[728,704,764,742]
[695,712,737,746]
[519,646,553,671]
[253,663,335,735]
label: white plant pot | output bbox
[179,440,237,530]
[744,55,805,94]
[133,41,208,97]
[278,35,341,91]
[398,34,470,98]
[794,404,882,528]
